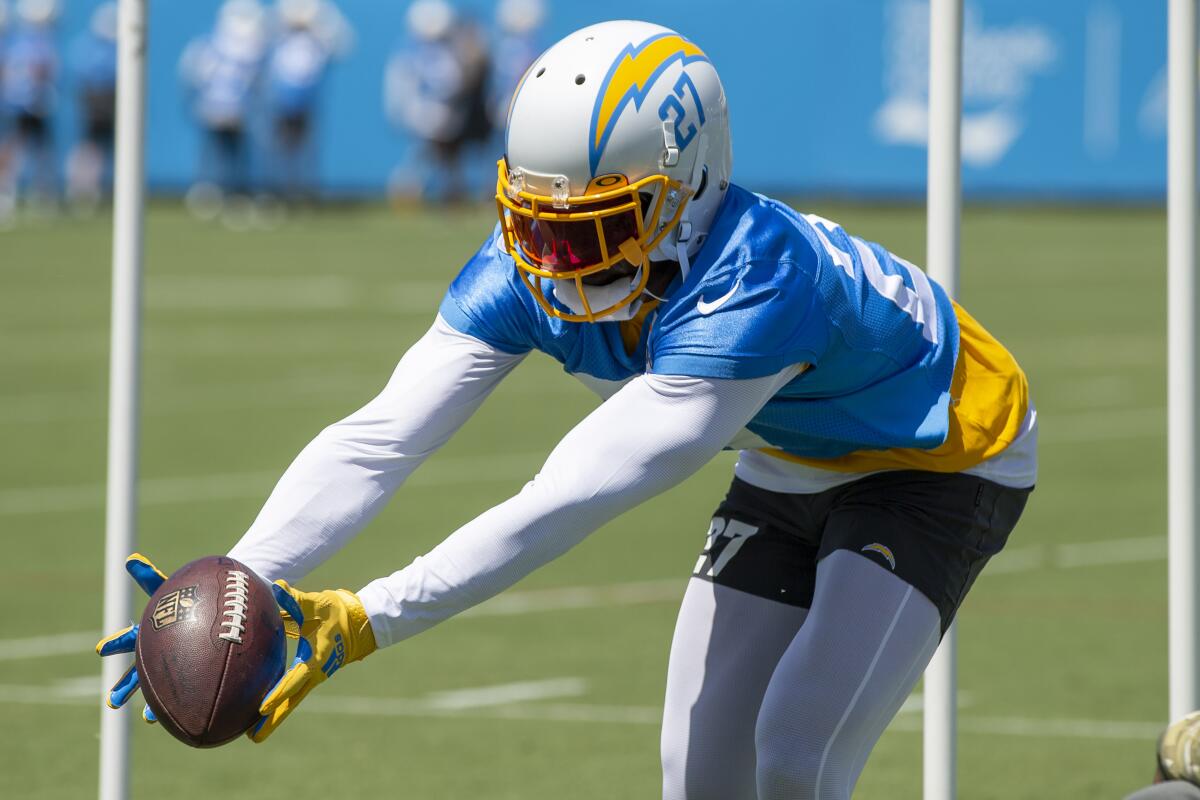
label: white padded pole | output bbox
[924,0,963,798]
[1168,0,1200,724]
[99,0,148,798]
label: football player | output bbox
[264,0,352,203]
[0,0,59,214]
[178,0,268,219]
[64,2,117,214]
[100,20,1036,799]
[384,0,490,203]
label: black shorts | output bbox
[692,471,1032,633]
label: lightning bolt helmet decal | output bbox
[588,32,710,175]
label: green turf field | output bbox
[0,202,1169,798]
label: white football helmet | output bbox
[497,20,732,322]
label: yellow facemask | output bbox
[495,158,692,322]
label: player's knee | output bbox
[754,710,850,800]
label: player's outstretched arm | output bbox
[242,367,798,740]
[227,315,525,586]
[358,366,800,647]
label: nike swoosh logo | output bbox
[696,278,741,315]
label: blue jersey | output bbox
[1,26,57,115]
[267,31,328,115]
[440,185,971,461]
[183,35,263,127]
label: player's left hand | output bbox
[249,581,377,743]
[94,553,169,724]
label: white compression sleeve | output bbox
[227,315,525,583]
[357,366,800,648]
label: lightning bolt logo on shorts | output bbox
[861,543,897,571]
[588,33,709,175]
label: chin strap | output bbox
[672,135,709,281]
[674,223,693,281]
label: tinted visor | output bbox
[510,195,648,272]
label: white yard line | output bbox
[0,684,103,706]
[4,276,451,317]
[0,632,102,662]
[465,579,684,618]
[0,535,1167,662]
[1038,407,1165,443]
[476,702,663,725]
[982,543,1049,575]
[145,276,363,311]
[985,535,1166,574]
[0,581,686,662]
[886,713,1164,741]
[0,679,1163,741]
[0,368,588,426]
[0,676,588,712]
[894,691,972,716]
[0,451,546,516]
[1056,536,1168,568]
[421,678,588,710]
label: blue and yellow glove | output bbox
[94,553,169,723]
[250,580,377,743]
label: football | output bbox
[135,556,286,747]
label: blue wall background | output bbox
[39,0,1171,198]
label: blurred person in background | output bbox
[65,1,116,215]
[0,0,59,220]
[487,0,543,131]
[452,11,492,187]
[264,0,352,206]
[384,0,491,204]
[180,0,268,224]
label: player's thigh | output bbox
[754,550,941,800]
[662,479,816,800]
[751,470,1031,798]
[820,470,1032,633]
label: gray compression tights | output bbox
[660,549,942,800]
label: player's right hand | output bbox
[249,581,377,743]
[94,553,169,724]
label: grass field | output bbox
[0,201,1170,798]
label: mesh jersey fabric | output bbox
[439,185,1028,465]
